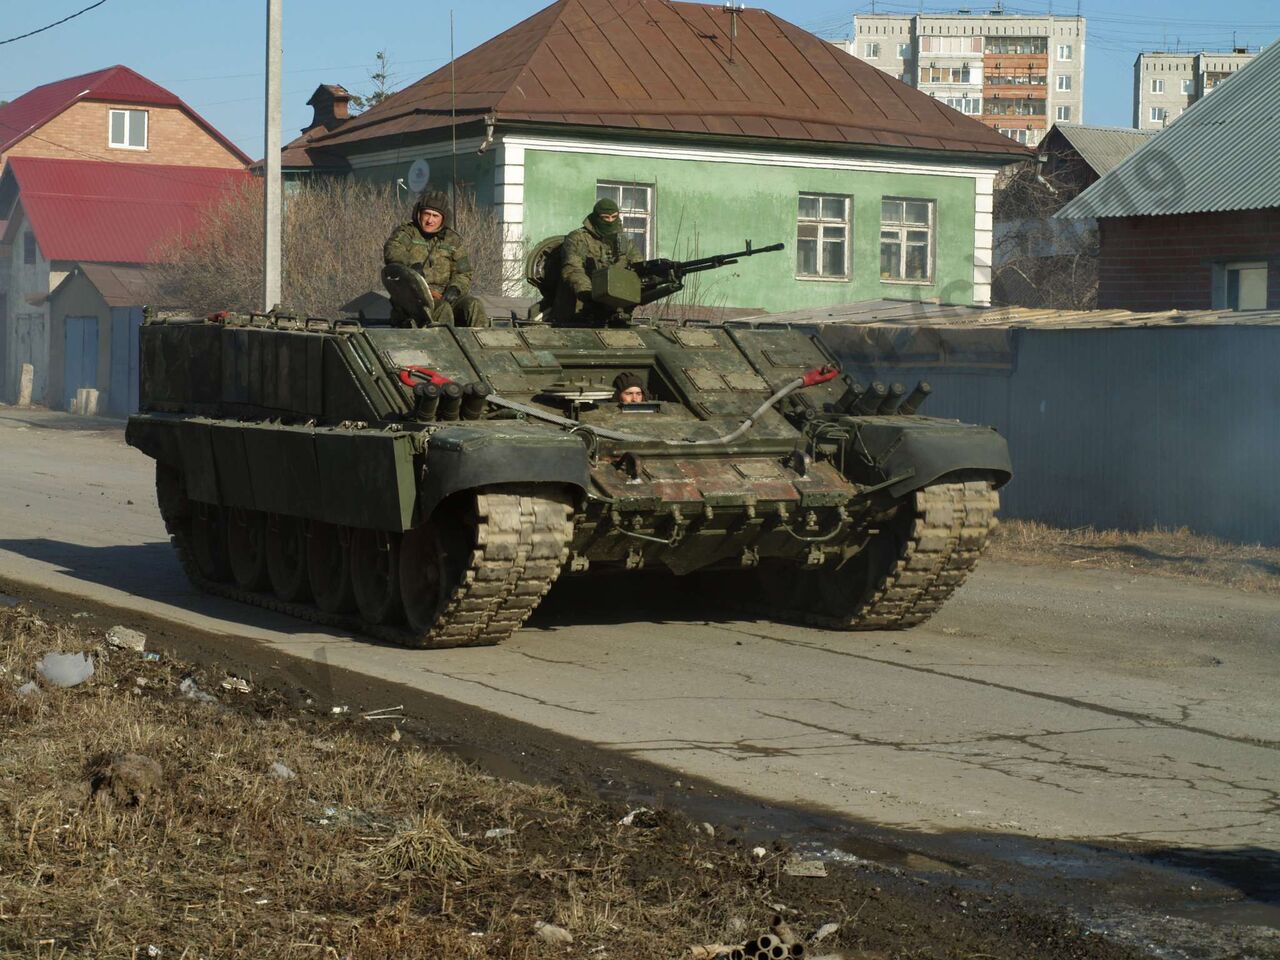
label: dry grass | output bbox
[989,520,1280,594]
[0,607,781,960]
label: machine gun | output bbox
[590,240,786,311]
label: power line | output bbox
[0,0,107,46]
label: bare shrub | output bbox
[992,160,1099,310]
[153,180,508,316]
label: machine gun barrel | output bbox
[634,240,785,284]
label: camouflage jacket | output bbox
[383,223,474,296]
[554,218,641,322]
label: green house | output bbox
[284,0,1028,312]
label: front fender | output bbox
[843,416,1012,498]
[418,423,590,519]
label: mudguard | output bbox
[843,417,1012,498]
[418,423,590,520]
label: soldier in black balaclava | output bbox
[553,197,642,325]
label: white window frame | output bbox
[796,193,851,281]
[1056,74,1072,91]
[1213,260,1269,310]
[896,42,910,59]
[595,181,654,259]
[1056,105,1072,122]
[1150,106,1168,123]
[1181,78,1194,95]
[998,128,1031,144]
[1057,43,1073,61]
[108,108,148,150]
[1151,78,1165,94]
[879,197,935,285]
[864,41,881,58]
[944,96,981,115]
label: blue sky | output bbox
[2,0,1278,158]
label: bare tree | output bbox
[348,50,394,113]
[153,179,510,317]
[992,159,1099,310]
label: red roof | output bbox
[1,156,249,264]
[315,0,1030,159]
[0,65,250,163]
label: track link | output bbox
[408,488,574,649]
[842,480,999,629]
[157,469,573,649]
[744,480,999,631]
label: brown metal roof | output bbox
[315,0,1030,159]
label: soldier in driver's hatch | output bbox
[383,189,488,327]
[553,197,641,325]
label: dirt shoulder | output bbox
[0,601,1145,960]
[989,520,1280,595]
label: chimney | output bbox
[303,84,351,134]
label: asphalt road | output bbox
[1,408,1276,859]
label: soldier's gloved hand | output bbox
[574,285,593,303]
[442,285,462,304]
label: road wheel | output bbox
[307,521,355,614]
[190,503,232,582]
[227,508,270,591]
[266,514,311,603]
[350,528,402,625]
[399,511,470,635]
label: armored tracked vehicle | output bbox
[127,244,1010,647]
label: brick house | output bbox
[1059,40,1279,311]
[0,65,249,408]
[281,0,1028,312]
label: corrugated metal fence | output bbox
[817,323,1280,546]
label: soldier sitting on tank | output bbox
[381,190,489,328]
[613,372,646,405]
[552,198,641,327]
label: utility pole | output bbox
[263,0,283,311]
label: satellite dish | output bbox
[407,159,431,193]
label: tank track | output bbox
[157,472,573,649]
[752,480,999,631]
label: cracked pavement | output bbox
[0,408,1276,852]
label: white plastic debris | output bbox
[220,677,251,694]
[17,680,39,697]
[179,677,217,704]
[534,921,573,945]
[484,827,516,839]
[106,625,147,652]
[811,922,840,943]
[700,822,715,837]
[330,705,350,714]
[618,807,651,826]
[36,651,94,688]
[269,761,296,781]
[751,846,768,860]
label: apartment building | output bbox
[1133,50,1255,129]
[844,10,1086,147]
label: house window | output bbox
[880,198,934,283]
[1056,105,1072,121]
[595,182,653,259]
[1151,78,1165,94]
[1182,78,1194,95]
[998,127,1031,144]
[1214,261,1268,310]
[1056,74,1072,91]
[23,231,38,265]
[1057,43,1073,61]
[109,108,148,149]
[896,42,910,59]
[944,96,982,114]
[864,41,881,58]
[797,193,850,280]
[1150,106,1168,123]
